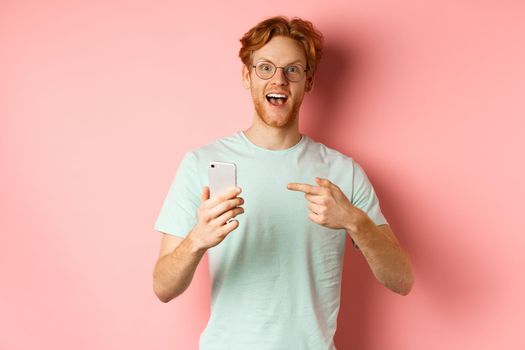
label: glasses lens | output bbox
[256,62,275,79]
[284,65,303,82]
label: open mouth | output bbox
[266,93,288,106]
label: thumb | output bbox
[201,186,210,201]
[315,177,331,187]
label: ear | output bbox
[242,65,251,89]
[305,76,314,92]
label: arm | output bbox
[153,233,206,303]
[287,177,414,296]
[346,215,414,295]
[152,186,244,303]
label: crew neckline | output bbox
[239,131,306,154]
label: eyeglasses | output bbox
[251,61,308,82]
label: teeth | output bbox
[267,93,287,99]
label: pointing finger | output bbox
[287,183,324,194]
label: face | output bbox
[243,36,313,129]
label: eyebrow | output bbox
[256,57,307,66]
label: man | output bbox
[153,16,413,350]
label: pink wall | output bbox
[1,1,524,349]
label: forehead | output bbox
[251,36,307,64]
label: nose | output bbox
[271,67,289,85]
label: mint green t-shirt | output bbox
[154,131,388,350]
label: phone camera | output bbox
[211,164,215,168]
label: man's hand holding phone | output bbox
[188,186,244,251]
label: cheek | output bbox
[250,84,265,99]
[250,88,264,107]
[292,88,306,103]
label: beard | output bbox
[252,97,302,128]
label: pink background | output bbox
[1,1,524,349]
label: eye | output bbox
[286,65,300,73]
[259,63,273,72]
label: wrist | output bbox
[344,207,372,237]
[184,233,208,255]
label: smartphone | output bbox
[208,161,237,199]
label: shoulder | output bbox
[186,131,243,160]
[303,134,357,166]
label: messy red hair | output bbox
[239,16,324,78]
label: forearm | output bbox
[347,212,414,295]
[153,235,206,303]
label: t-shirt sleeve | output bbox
[351,161,388,226]
[154,151,201,237]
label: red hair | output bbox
[239,16,324,78]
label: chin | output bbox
[255,106,298,129]
[261,112,296,128]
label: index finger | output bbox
[207,186,242,207]
[287,183,323,194]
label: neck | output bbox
[243,117,302,151]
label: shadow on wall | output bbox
[308,37,483,349]
[304,37,364,149]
